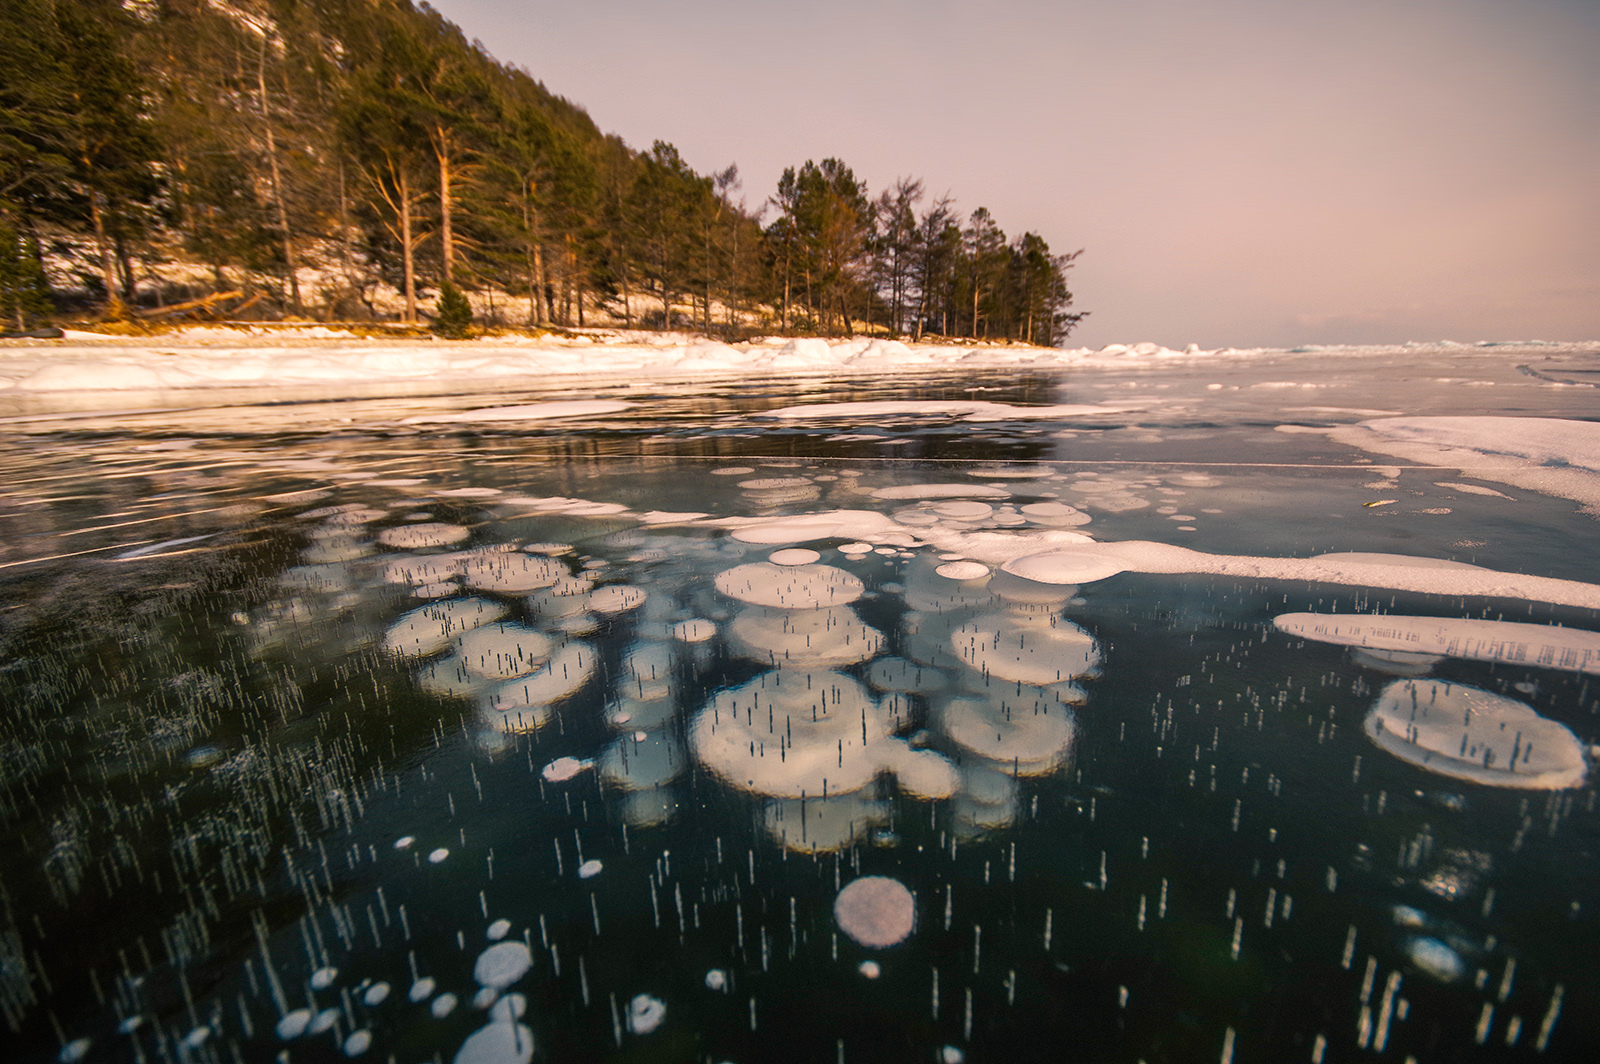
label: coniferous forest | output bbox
[0,0,1086,341]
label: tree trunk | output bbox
[399,169,416,324]
[437,129,454,282]
[257,41,300,315]
[86,189,123,319]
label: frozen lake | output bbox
[2,339,1597,1062]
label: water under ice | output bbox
[0,342,1598,1062]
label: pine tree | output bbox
[434,279,472,338]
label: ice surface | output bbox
[401,400,632,423]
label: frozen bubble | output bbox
[715,562,864,609]
[541,756,592,783]
[835,876,916,948]
[522,542,574,555]
[409,978,436,1002]
[431,993,458,1018]
[883,744,961,799]
[770,548,822,565]
[1001,550,1125,585]
[728,605,883,668]
[463,552,564,593]
[489,994,527,1022]
[429,848,450,863]
[627,993,667,1035]
[453,1021,534,1064]
[343,1030,372,1056]
[117,1017,143,1034]
[942,1047,966,1064]
[838,542,874,555]
[578,859,604,878]
[56,1038,90,1063]
[672,618,717,643]
[713,466,755,475]
[384,597,509,658]
[937,690,1079,775]
[1406,937,1465,982]
[692,671,888,797]
[1365,679,1586,789]
[589,585,647,614]
[1277,612,1600,675]
[601,730,685,791]
[489,639,598,710]
[871,483,1009,500]
[310,1008,340,1034]
[276,1009,312,1040]
[865,656,948,694]
[363,982,390,1006]
[935,561,990,581]
[951,613,1100,685]
[705,969,728,991]
[394,835,415,850]
[473,987,499,1010]
[181,1028,210,1049]
[455,623,553,680]
[487,919,512,941]
[378,522,470,549]
[859,960,881,978]
[739,477,811,490]
[474,941,533,989]
[310,966,338,990]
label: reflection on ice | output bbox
[1365,679,1587,789]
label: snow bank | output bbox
[6,330,1589,393]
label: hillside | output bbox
[0,0,1083,343]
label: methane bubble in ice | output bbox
[705,969,727,991]
[871,484,1010,500]
[474,941,533,989]
[472,987,498,1010]
[409,978,436,1002]
[672,619,717,643]
[363,982,390,1005]
[489,640,597,709]
[952,614,1100,684]
[489,994,527,1022]
[1365,679,1586,788]
[859,960,881,978]
[866,656,949,694]
[728,605,883,667]
[627,993,666,1035]
[715,562,864,609]
[935,561,990,581]
[453,1021,534,1064]
[541,757,591,782]
[1406,937,1466,982]
[378,522,470,548]
[936,690,1079,775]
[310,966,338,989]
[384,598,509,657]
[693,671,942,798]
[765,792,888,853]
[463,552,564,593]
[589,585,647,613]
[487,919,511,941]
[1001,550,1125,585]
[394,836,415,849]
[1276,613,1600,675]
[770,548,822,565]
[578,859,603,878]
[455,624,553,680]
[835,876,916,948]
[343,1030,372,1056]
[429,848,450,863]
[276,1010,312,1040]
[432,993,458,1018]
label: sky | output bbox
[426,0,1599,348]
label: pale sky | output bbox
[429,0,1598,348]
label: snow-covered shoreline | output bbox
[1,327,1592,393]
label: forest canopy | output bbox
[0,0,1085,342]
